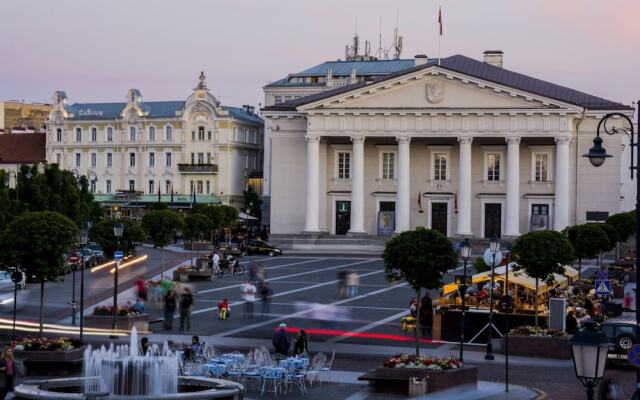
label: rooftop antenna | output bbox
[392,10,403,59]
[345,17,361,60]
[376,16,384,59]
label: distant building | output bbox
[0,101,51,134]
[45,72,263,219]
[0,133,47,186]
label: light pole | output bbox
[485,235,500,361]
[570,321,610,400]
[112,222,124,335]
[458,239,472,362]
[11,268,23,341]
[78,227,89,340]
[582,107,638,396]
[504,245,512,393]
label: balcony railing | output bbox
[177,163,219,173]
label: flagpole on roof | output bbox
[438,5,443,66]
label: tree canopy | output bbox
[565,224,610,261]
[512,230,574,280]
[606,211,635,244]
[382,227,458,290]
[218,205,239,228]
[183,214,213,243]
[142,210,184,249]
[242,185,262,219]
[191,205,223,229]
[597,223,617,252]
[90,219,145,258]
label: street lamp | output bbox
[77,227,89,340]
[112,222,124,335]
[11,267,23,341]
[485,235,500,361]
[583,108,638,396]
[458,239,472,362]
[570,321,610,400]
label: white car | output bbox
[0,270,26,290]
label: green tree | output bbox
[0,211,77,335]
[382,227,458,355]
[141,210,184,279]
[565,224,609,279]
[512,230,574,327]
[242,185,262,220]
[606,211,635,258]
[90,219,145,258]
[597,223,617,253]
[473,256,490,273]
[184,214,213,265]
[192,205,224,248]
[217,205,239,229]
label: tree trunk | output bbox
[39,279,45,336]
[415,288,421,357]
[160,246,165,280]
[534,278,539,328]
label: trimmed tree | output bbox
[142,210,184,279]
[565,224,610,279]
[0,211,77,335]
[606,211,635,258]
[512,230,574,327]
[242,185,262,220]
[90,219,146,258]
[382,227,458,355]
[184,214,213,265]
[597,223,617,261]
[192,205,223,248]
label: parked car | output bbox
[245,240,282,257]
[0,269,26,290]
[601,318,638,363]
[86,242,104,262]
[217,244,243,257]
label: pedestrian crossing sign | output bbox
[595,279,612,296]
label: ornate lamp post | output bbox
[485,235,500,361]
[111,222,124,334]
[77,227,89,340]
[458,239,472,362]
[582,108,638,395]
[11,268,23,341]
[570,321,610,400]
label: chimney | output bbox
[483,50,503,68]
[414,54,429,66]
[243,105,255,114]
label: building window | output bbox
[486,153,501,181]
[149,126,155,142]
[191,153,195,164]
[106,180,112,194]
[129,126,136,141]
[90,153,96,167]
[165,180,172,194]
[91,127,97,142]
[75,128,82,142]
[233,127,238,141]
[107,127,113,142]
[433,152,447,181]
[56,153,61,165]
[196,180,203,194]
[165,125,172,141]
[190,180,194,194]
[207,130,211,140]
[129,152,136,167]
[90,180,96,193]
[206,180,210,194]
[381,152,395,180]
[148,180,155,194]
[106,152,112,167]
[56,128,62,142]
[149,152,155,167]
[274,95,283,104]
[197,153,204,164]
[191,131,195,140]
[206,152,211,163]
[198,126,205,140]
[166,152,172,167]
[533,152,550,182]
[75,153,81,167]
[336,151,351,179]
[129,180,135,191]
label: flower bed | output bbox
[383,354,462,370]
[85,305,148,332]
[14,337,82,352]
[493,325,571,359]
[14,337,85,376]
[509,325,565,337]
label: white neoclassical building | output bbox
[262,51,633,238]
[46,73,263,215]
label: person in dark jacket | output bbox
[164,290,176,330]
[420,293,433,338]
[272,323,291,356]
[179,288,194,331]
[565,308,579,334]
[293,330,309,356]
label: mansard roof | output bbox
[264,54,631,112]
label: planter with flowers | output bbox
[492,325,571,359]
[14,337,85,376]
[358,354,477,395]
[172,265,213,282]
[84,304,149,332]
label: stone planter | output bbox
[492,335,571,359]
[182,242,211,251]
[15,347,85,376]
[84,313,149,333]
[359,366,477,395]
[173,269,213,282]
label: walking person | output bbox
[218,298,231,320]
[0,346,15,399]
[337,269,347,299]
[241,280,257,318]
[163,290,176,330]
[179,288,194,331]
[212,251,221,274]
[272,323,291,356]
[346,270,359,297]
[293,329,309,356]
[260,281,273,315]
[420,293,433,338]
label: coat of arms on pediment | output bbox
[426,80,444,104]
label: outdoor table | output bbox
[203,363,226,378]
[279,357,309,370]
[221,353,246,363]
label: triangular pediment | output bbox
[298,66,578,112]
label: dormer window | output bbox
[129,126,136,141]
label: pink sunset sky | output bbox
[1,0,639,109]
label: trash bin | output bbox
[408,377,427,396]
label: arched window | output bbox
[129,126,136,141]
[165,125,173,141]
[149,126,155,141]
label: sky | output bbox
[1,0,639,110]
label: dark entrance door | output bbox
[431,202,448,236]
[335,201,351,235]
[530,204,550,231]
[377,201,396,236]
[484,203,502,238]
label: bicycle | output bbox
[216,262,245,278]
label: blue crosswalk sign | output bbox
[595,279,612,296]
[114,251,124,261]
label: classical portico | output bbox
[263,52,632,237]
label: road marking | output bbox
[344,387,370,400]
[327,309,409,343]
[195,258,377,295]
[212,279,408,337]
[193,300,405,311]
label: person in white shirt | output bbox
[212,252,220,274]
[241,280,257,318]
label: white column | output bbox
[349,136,366,234]
[554,136,571,230]
[304,135,321,232]
[395,136,411,233]
[504,136,521,237]
[457,136,473,236]
[263,124,272,196]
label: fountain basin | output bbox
[13,376,244,399]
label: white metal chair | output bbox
[318,350,335,383]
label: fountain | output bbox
[13,328,243,400]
